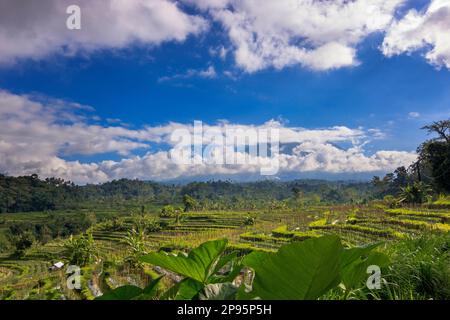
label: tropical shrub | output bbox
[64,233,98,266]
[133,215,162,233]
[96,236,389,300]
[160,205,176,218]
[123,229,147,268]
[243,216,255,226]
[183,195,200,212]
[398,182,432,204]
[10,231,35,257]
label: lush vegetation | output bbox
[0,175,380,214]
[0,119,449,300]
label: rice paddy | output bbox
[0,203,449,299]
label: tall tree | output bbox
[416,119,450,192]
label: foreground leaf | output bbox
[242,235,343,300]
[140,239,228,284]
[96,285,143,300]
[174,278,204,300]
[136,277,163,300]
[140,239,228,283]
[341,250,390,290]
[96,277,163,300]
[340,243,381,271]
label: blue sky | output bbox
[0,0,449,184]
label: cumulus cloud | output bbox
[382,0,450,69]
[4,0,445,73]
[0,0,207,64]
[185,0,404,72]
[0,90,416,184]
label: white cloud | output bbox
[408,112,421,118]
[0,0,207,64]
[209,46,228,60]
[158,66,217,82]
[185,0,404,72]
[0,90,416,184]
[382,0,450,69]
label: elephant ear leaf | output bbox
[242,251,270,269]
[340,243,381,271]
[95,285,143,300]
[243,235,343,300]
[174,278,204,300]
[142,276,162,295]
[340,247,390,290]
[134,276,163,300]
[140,239,228,284]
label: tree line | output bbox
[0,174,377,214]
[1,119,448,212]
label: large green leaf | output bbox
[136,277,163,300]
[96,277,163,300]
[140,239,228,284]
[95,285,143,300]
[341,250,390,290]
[212,251,238,275]
[209,253,243,284]
[174,278,204,300]
[340,243,381,271]
[242,235,343,300]
[143,276,162,295]
[242,251,269,269]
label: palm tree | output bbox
[398,182,431,204]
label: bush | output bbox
[0,233,12,253]
[398,182,432,204]
[133,215,162,233]
[160,205,176,218]
[383,195,398,208]
[11,231,35,257]
[123,229,147,268]
[64,233,98,266]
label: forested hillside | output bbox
[0,175,378,213]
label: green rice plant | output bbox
[271,225,318,241]
[309,218,328,227]
[385,208,450,223]
[432,194,450,206]
[239,232,290,244]
[309,222,405,240]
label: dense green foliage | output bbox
[0,175,379,214]
[64,233,98,266]
[95,237,391,300]
[1,119,449,301]
[0,175,77,213]
[372,119,450,203]
[3,212,97,251]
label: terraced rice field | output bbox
[1,205,449,299]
